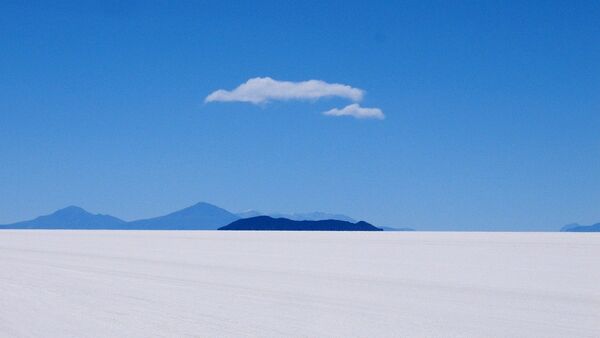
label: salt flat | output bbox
[0,231,598,337]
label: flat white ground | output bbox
[0,231,598,337]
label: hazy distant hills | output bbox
[236,210,356,223]
[0,206,127,229]
[561,222,600,232]
[219,216,382,231]
[235,210,263,219]
[560,223,582,231]
[0,202,370,230]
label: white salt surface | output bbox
[0,231,599,337]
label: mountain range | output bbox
[219,216,382,231]
[5,203,595,232]
[0,202,376,230]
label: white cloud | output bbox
[322,104,385,120]
[205,77,364,104]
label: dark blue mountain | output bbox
[0,206,126,229]
[235,210,263,219]
[219,216,382,231]
[561,223,600,232]
[127,202,239,230]
[269,212,356,223]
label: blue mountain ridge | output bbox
[219,216,382,231]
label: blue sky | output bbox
[1,1,599,230]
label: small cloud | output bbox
[205,77,364,104]
[323,104,385,120]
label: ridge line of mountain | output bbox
[219,216,383,231]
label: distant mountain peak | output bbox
[127,201,239,230]
[178,202,230,213]
[0,205,125,229]
[171,202,232,215]
[55,205,89,214]
[191,201,218,208]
